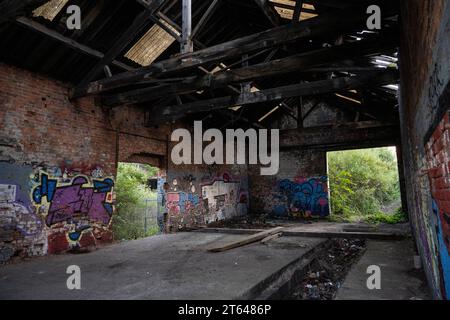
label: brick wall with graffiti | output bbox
[0,64,170,261]
[163,164,249,231]
[0,162,115,262]
[0,163,47,262]
[249,149,330,218]
[424,111,450,298]
[399,1,450,299]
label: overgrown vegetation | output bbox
[113,163,159,240]
[328,148,406,224]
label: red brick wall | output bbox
[399,0,450,299]
[0,64,116,173]
[425,112,450,298]
[0,63,170,261]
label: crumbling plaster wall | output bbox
[164,129,249,231]
[399,0,450,299]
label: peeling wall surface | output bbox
[0,64,169,261]
[249,150,329,218]
[399,0,450,299]
[165,164,249,231]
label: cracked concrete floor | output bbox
[0,232,324,300]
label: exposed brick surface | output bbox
[399,0,450,299]
[0,64,170,259]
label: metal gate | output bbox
[143,198,159,235]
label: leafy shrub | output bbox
[365,208,408,225]
[328,148,403,223]
[112,163,159,240]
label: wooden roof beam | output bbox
[147,70,398,125]
[75,0,166,89]
[15,17,135,71]
[101,34,398,106]
[71,5,383,98]
[0,0,48,24]
[253,0,281,26]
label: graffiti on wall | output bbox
[30,170,115,252]
[432,199,450,297]
[163,172,248,230]
[32,173,114,226]
[0,182,46,262]
[200,172,248,223]
[424,111,450,299]
[273,177,329,218]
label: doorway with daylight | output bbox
[326,147,407,224]
[113,163,162,240]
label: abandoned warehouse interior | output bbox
[0,0,449,301]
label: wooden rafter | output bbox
[292,0,303,22]
[147,70,398,125]
[15,17,134,71]
[71,5,381,98]
[101,34,398,106]
[75,0,166,89]
[279,121,400,150]
[253,0,281,26]
[192,0,221,38]
[0,0,48,24]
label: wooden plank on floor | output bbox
[261,233,283,244]
[208,227,284,252]
[195,228,265,235]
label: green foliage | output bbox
[328,147,403,224]
[365,208,408,224]
[112,163,159,240]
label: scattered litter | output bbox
[207,215,277,230]
[286,238,366,300]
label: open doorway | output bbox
[326,147,407,224]
[113,163,160,240]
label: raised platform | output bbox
[0,232,326,300]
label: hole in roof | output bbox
[33,0,69,21]
[269,0,318,21]
[125,20,180,67]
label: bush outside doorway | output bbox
[327,147,407,224]
[113,163,160,240]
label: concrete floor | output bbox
[0,232,325,300]
[335,239,431,300]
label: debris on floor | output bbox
[287,239,366,300]
[206,215,280,229]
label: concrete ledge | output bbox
[194,228,408,241]
[282,230,407,241]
